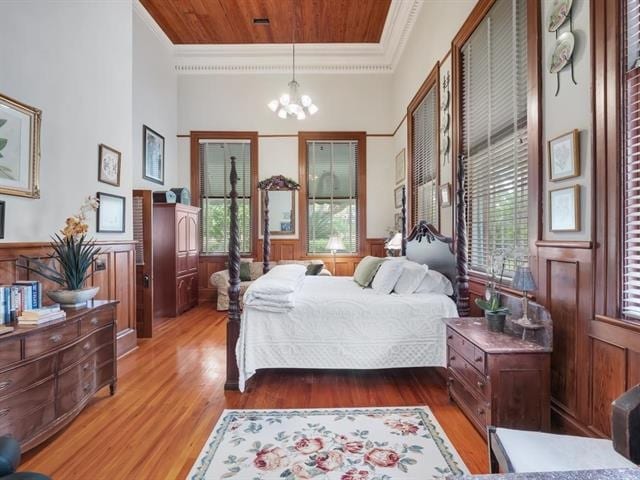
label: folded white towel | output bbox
[244,264,306,312]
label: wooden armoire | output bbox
[152,203,200,317]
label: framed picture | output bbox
[394,213,403,232]
[548,129,579,181]
[143,125,164,185]
[394,185,404,208]
[97,192,126,233]
[395,149,405,185]
[98,144,121,187]
[550,185,580,232]
[439,183,452,207]
[0,201,5,239]
[0,93,41,198]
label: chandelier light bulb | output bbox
[267,100,279,112]
[279,93,290,106]
[301,95,312,107]
[308,104,319,115]
[297,111,306,120]
[277,108,287,119]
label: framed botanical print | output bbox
[439,183,452,207]
[395,149,405,185]
[98,144,121,187]
[550,185,580,232]
[97,192,126,233]
[548,129,579,181]
[0,93,41,198]
[143,125,164,185]
[394,185,404,208]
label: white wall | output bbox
[177,73,396,238]
[0,0,133,242]
[133,8,179,189]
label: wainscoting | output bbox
[198,238,386,301]
[0,241,136,357]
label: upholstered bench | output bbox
[0,437,50,480]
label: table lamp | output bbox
[326,235,345,275]
[512,265,536,326]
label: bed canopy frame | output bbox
[224,155,470,390]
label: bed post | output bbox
[225,155,241,390]
[262,189,270,275]
[401,185,407,256]
[456,154,470,317]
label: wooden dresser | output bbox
[444,317,551,439]
[0,300,117,452]
[153,203,200,317]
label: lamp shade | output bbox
[326,235,345,252]
[386,232,403,250]
[512,266,536,292]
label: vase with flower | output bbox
[19,197,102,307]
[475,248,510,332]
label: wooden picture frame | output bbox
[395,148,405,185]
[0,200,5,239]
[97,192,126,233]
[0,93,41,198]
[439,182,452,207]
[548,129,579,181]
[143,125,164,185]
[98,144,121,187]
[549,185,580,232]
[394,185,404,208]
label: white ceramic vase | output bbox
[47,286,100,308]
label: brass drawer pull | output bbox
[450,355,456,361]
[475,357,483,362]
[477,380,485,389]
[83,342,91,351]
[0,408,9,418]
[447,335,453,340]
[83,384,91,393]
[0,380,12,390]
[90,318,99,326]
[82,363,90,372]
[477,407,485,416]
[50,334,62,343]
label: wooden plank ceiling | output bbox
[140,0,392,44]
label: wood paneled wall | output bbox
[198,238,386,300]
[0,241,136,357]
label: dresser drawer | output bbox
[0,402,55,444]
[0,354,56,399]
[447,328,476,364]
[0,338,21,369]
[448,348,490,400]
[57,361,114,417]
[449,373,490,432]
[0,379,55,429]
[79,308,113,336]
[24,322,78,359]
[58,326,113,370]
[58,344,114,395]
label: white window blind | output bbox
[199,140,252,254]
[412,86,439,226]
[307,141,358,253]
[461,0,528,276]
[623,0,640,318]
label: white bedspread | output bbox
[236,276,459,391]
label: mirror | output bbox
[263,190,295,235]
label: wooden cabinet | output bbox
[0,301,117,452]
[153,204,200,317]
[445,318,551,439]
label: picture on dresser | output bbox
[548,129,579,181]
[550,185,580,232]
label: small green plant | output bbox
[475,296,509,314]
[475,248,510,315]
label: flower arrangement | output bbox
[20,197,101,291]
[475,248,509,315]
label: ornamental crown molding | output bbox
[134,0,423,74]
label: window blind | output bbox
[199,140,252,254]
[461,0,528,277]
[307,140,358,253]
[412,86,439,226]
[623,0,640,318]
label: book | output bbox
[20,304,61,320]
[0,325,13,335]
[14,281,41,309]
[18,311,66,325]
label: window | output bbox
[408,68,439,227]
[460,0,528,276]
[623,0,640,318]
[301,133,366,254]
[198,139,254,254]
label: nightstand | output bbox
[444,317,551,439]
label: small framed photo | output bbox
[548,129,579,181]
[0,201,5,239]
[98,144,121,186]
[550,185,580,232]
[143,125,164,185]
[97,192,126,233]
[394,213,403,232]
[395,149,405,185]
[439,183,452,207]
[394,185,404,208]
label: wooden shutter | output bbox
[307,140,358,253]
[199,140,252,254]
[623,0,640,318]
[460,0,528,276]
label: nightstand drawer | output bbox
[447,328,476,364]
[448,347,490,399]
[449,372,490,431]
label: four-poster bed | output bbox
[223,155,470,390]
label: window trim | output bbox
[298,131,367,256]
[407,62,440,229]
[190,131,259,257]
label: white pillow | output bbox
[415,270,454,296]
[394,261,429,295]
[371,259,405,294]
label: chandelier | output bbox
[268,44,318,120]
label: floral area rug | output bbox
[187,407,468,480]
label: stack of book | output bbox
[0,281,43,324]
[18,305,65,326]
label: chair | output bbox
[0,437,50,479]
[489,385,640,473]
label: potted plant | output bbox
[19,197,101,307]
[475,249,510,332]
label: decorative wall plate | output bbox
[548,0,573,32]
[441,112,450,132]
[549,31,575,74]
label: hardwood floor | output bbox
[21,303,488,478]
